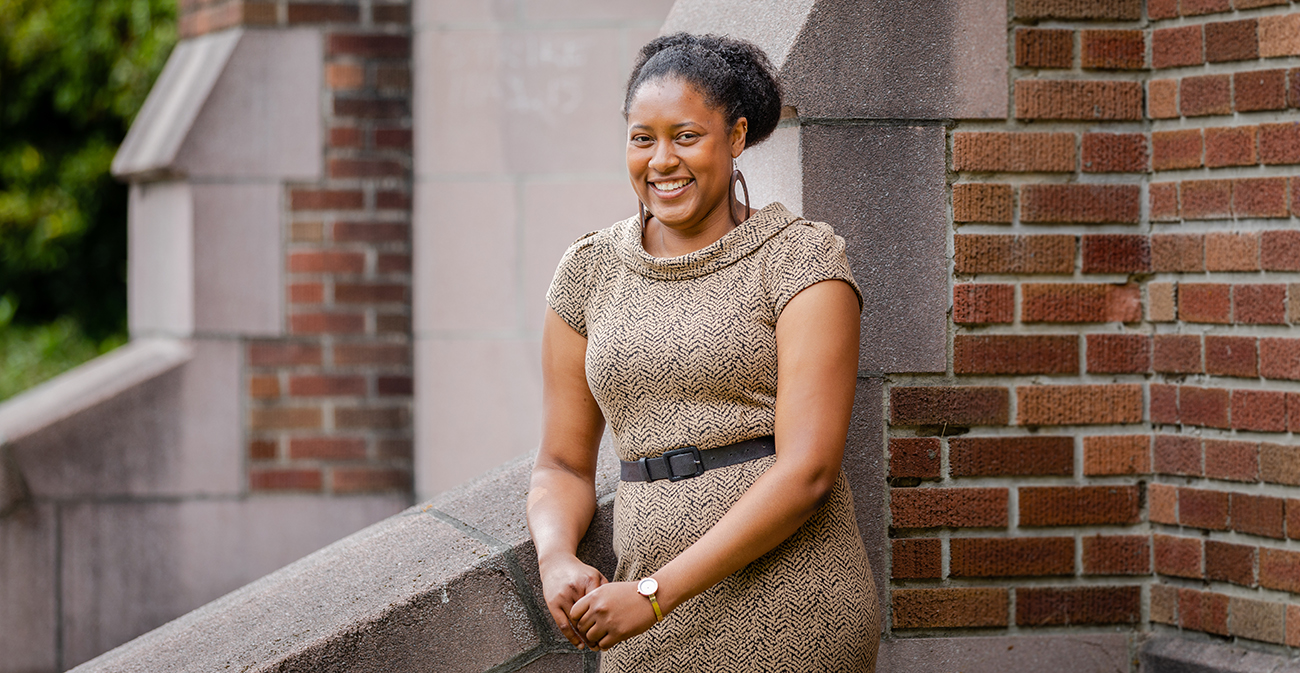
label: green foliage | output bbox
[0,0,176,338]
[0,313,126,401]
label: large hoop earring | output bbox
[639,201,649,229]
[730,160,750,227]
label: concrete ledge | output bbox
[69,446,620,673]
[1141,635,1300,673]
[880,633,1133,673]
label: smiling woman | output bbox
[526,33,881,672]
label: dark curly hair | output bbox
[623,33,783,149]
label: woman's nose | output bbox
[648,142,678,173]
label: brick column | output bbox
[178,1,416,497]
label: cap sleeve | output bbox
[545,232,601,337]
[765,221,863,322]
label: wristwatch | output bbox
[637,577,664,622]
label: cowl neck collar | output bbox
[612,202,801,281]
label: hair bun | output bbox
[624,33,783,149]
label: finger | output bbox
[547,604,582,647]
[565,613,593,650]
[570,593,591,623]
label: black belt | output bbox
[620,436,776,483]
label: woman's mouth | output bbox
[649,178,693,198]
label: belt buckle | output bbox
[662,446,704,482]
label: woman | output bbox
[526,33,880,671]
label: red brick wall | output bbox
[891,0,1300,648]
[180,1,414,496]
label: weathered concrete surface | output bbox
[1141,635,1300,673]
[802,124,949,374]
[880,633,1134,673]
[846,377,888,613]
[661,0,1008,120]
[0,503,58,673]
[68,448,621,673]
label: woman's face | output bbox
[626,77,747,232]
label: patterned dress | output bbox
[546,202,881,672]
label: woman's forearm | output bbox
[528,463,600,566]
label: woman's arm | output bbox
[527,309,609,649]
[570,278,861,649]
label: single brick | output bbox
[1181,487,1231,530]
[1153,25,1205,68]
[1229,596,1286,645]
[288,251,366,274]
[335,283,407,304]
[1151,483,1179,524]
[1178,283,1231,323]
[332,467,410,493]
[249,407,323,430]
[1021,283,1141,323]
[1234,284,1287,324]
[290,221,324,242]
[1082,30,1146,70]
[248,375,280,399]
[1231,390,1288,433]
[1204,438,1260,481]
[1015,80,1143,121]
[290,188,364,211]
[327,34,410,58]
[248,439,277,461]
[1234,0,1289,7]
[1084,435,1151,475]
[334,221,408,243]
[890,487,1009,528]
[1082,133,1148,172]
[953,234,1075,274]
[1206,541,1257,586]
[1151,383,1180,424]
[1260,337,1300,379]
[372,5,411,25]
[290,313,366,334]
[1181,0,1232,15]
[1155,434,1203,476]
[949,436,1074,476]
[954,335,1079,375]
[1262,232,1300,271]
[1183,180,1234,220]
[1152,129,1204,170]
[1258,123,1300,165]
[1017,384,1143,426]
[288,3,361,23]
[1155,534,1203,579]
[1153,334,1203,374]
[288,282,323,304]
[1086,334,1151,373]
[1149,283,1177,323]
[1290,604,1300,648]
[1014,0,1140,18]
[1083,536,1150,575]
[1259,14,1300,58]
[1261,443,1300,485]
[1231,493,1286,539]
[890,437,942,479]
[1181,75,1233,117]
[334,405,410,429]
[1180,589,1230,635]
[249,468,323,492]
[1152,234,1205,272]
[1235,69,1289,112]
[335,343,409,366]
[1204,19,1259,63]
[1294,181,1300,218]
[288,375,367,397]
[1020,184,1140,223]
[328,158,406,179]
[1292,69,1300,108]
[376,191,411,210]
[1016,586,1141,626]
[1204,126,1257,168]
[1149,79,1180,119]
[377,376,412,396]
[1151,584,1179,626]
[890,387,1010,426]
[892,588,1009,629]
[953,183,1013,223]
[953,284,1014,324]
[1234,178,1289,218]
[1016,28,1074,69]
[1082,234,1151,273]
[1204,335,1258,377]
[326,63,364,90]
[952,132,1077,172]
[288,437,367,461]
[949,537,1074,577]
[1291,499,1300,539]
[247,342,322,367]
[1259,548,1300,593]
[891,538,942,579]
[1150,183,1181,222]
[1020,485,1142,526]
[1180,385,1231,428]
[333,96,409,120]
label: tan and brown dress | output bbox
[547,202,880,672]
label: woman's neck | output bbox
[642,197,751,258]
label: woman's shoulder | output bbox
[761,208,848,259]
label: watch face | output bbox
[637,577,658,596]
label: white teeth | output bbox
[653,179,691,191]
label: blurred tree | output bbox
[0,0,175,340]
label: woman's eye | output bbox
[677,132,698,141]
[631,135,652,143]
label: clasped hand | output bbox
[540,555,658,651]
